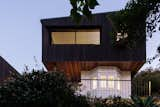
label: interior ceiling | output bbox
[44,61,145,81]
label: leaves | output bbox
[131,96,158,107]
[82,4,91,19]
[69,0,99,22]
[157,46,160,54]
[107,0,160,48]
[87,0,99,9]
[71,8,82,23]
[0,70,90,106]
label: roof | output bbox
[0,56,19,81]
[40,11,117,26]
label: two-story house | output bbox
[41,12,146,98]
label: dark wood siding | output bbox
[41,12,146,63]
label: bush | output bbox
[92,97,133,107]
[133,68,160,96]
[0,70,89,107]
[0,70,159,107]
[131,96,158,107]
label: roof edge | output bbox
[40,11,119,24]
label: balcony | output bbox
[77,79,150,98]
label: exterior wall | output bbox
[41,12,146,63]
[80,66,131,98]
[41,12,146,81]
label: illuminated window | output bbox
[117,79,120,90]
[92,77,97,89]
[108,76,114,89]
[51,29,100,45]
[51,32,75,44]
[76,31,100,44]
[100,75,107,88]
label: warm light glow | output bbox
[51,29,100,45]
[76,31,100,44]
[92,77,97,89]
[100,75,107,88]
[117,78,120,90]
[108,76,114,89]
[51,32,75,44]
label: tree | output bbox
[133,68,160,96]
[69,0,99,22]
[69,0,160,59]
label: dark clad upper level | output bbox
[41,12,146,64]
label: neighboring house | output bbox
[0,56,18,81]
[41,12,146,98]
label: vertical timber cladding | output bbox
[48,61,81,81]
[41,12,146,82]
[59,61,81,82]
[48,61,145,82]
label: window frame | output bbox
[49,28,101,46]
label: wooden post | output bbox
[149,81,151,96]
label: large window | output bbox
[100,75,107,88]
[117,78,120,90]
[108,76,114,89]
[51,29,100,45]
[92,77,97,89]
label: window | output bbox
[108,76,114,89]
[92,77,97,89]
[100,75,107,88]
[76,31,100,44]
[117,80,120,90]
[51,32,75,44]
[51,29,100,45]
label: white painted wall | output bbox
[80,66,131,98]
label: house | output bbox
[0,56,18,82]
[41,12,146,98]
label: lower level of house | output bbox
[79,66,131,98]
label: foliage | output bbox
[69,0,160,49]
[0,70,89,107]
[131,96,158,107]
[133,68,160,96]
[91,96,158,107]
[69,0,99,22]
[92,96,133,107]
[107,0,160,48]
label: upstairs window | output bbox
[52,32,75,44]
[51,29,100,45]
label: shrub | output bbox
[92,96,133,107]
[133,68,160,96]
[131,96,158,107]
[0,70,89,107]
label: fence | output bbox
[78,79,150,98]
[0,79,151,98]
[131,80,151,97]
